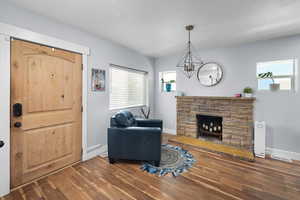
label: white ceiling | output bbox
[6,0,300,57]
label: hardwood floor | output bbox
[3,136,300,200]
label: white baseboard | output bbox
[163,128,176,135]
[266,147,300,162]
[82,144,108,161]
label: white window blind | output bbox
[109,65,147,110]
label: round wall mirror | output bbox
[197,62,223,86]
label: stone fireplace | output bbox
[177,96,255,151]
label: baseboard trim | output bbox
[163,128,176,135]
[82,144,108,161]
[266,147,300,162]
[82,143,300,163]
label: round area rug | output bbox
[141,144,196,177]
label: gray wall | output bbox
[0,1,155,149]
[154,35,300,153]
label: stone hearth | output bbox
[177,96,255,151]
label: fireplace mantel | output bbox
[176,96,255,101]
[177,96,255,151]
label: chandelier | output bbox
[176,25,203,79]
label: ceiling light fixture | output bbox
[176,25,203,79]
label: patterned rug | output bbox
[141,144,196,177]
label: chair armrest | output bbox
[108,126,161,135]
[136,119,163,129]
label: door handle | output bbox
[14,122,22,128]
[0,140,4,148]
[13,103,22,117]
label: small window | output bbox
[257,59,296,91]
[159,71,176,92]
[109,65,148,110]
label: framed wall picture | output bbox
[91,68,105,91]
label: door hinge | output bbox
[81,64,83,71]
[81,105,83,112]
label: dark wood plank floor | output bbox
[3,136,300,200]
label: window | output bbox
[109,65,147,110]
[257,59,296,91]
[159,71,176,92]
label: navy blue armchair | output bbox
[108,111,162,166]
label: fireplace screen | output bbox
[196,114,222,140]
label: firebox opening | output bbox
[197,114,223,141]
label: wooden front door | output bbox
[10,39,82,188]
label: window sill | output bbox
[256,89,296,94]
[109,104,147,111]
[161,91,176,93]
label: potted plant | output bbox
[258,72,280,91]
[165,80,175,92]
[243,87,253,97]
